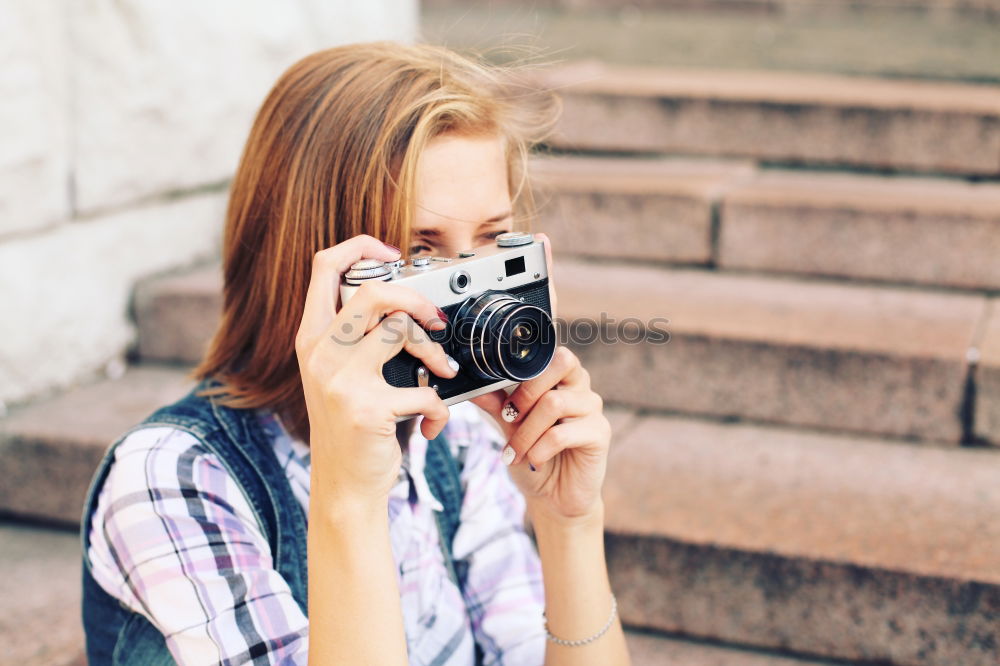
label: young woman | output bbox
[81,42,630,665]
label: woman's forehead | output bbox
[413,134,510,225]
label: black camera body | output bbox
[340,232,556,408]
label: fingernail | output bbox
[501,401,519,423]
[446,355,460,373]
[529,462,536,472]
[436,307,449,323]
[502,445,516,466]
[383,242,401,255]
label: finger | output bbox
[388,387,451,439]
[535,232,557,318]
[501,346,587,424]
[520,414,611,469]
[331,280,446,348]
[508,389,601,465]
[471,389,516,439]
[354,311,458,378]
[299,235,401,342]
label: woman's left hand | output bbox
[471,346,611,525]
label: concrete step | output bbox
[603,412,1000,666]
[718,169,1000,290]
[975,298,1000,443]
[530,155,755,266]
[0,523,85,666]
[531,62,1000,175]
[0,365,196,524]
[0,521,842,666]
[623,629,843,665]
[424,0,1000,24]
[423,6,1000,85]
[132,265,223,365]
[555,258,987,444]
[131,261,989,443]
[531,155,1000,290]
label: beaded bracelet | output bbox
[543,593,618,647]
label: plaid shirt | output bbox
[86,401,546,665]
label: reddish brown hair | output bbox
[190,42,557,443]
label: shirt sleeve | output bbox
[447,405,547,666]
[87,426,309,665]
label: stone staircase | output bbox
[531,62,1000,665]
[3,61,1000,664]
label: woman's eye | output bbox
[409,244,432,256]
[481,229,510,242]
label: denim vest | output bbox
[80,377,467,665]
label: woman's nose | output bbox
[439,238,476,257]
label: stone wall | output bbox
[0,0,417,409]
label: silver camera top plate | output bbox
[340,238,549,308]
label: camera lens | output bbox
[453,290,555,382]
[511,324,532,359]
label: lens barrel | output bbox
[453,290,555,382]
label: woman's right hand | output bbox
[294,235,458,512]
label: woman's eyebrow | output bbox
[485,210,512,223]
[414,211,513,238]
[478,211,513,228]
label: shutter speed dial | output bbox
[344,259,392,285]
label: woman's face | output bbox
[409,133,513,258]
